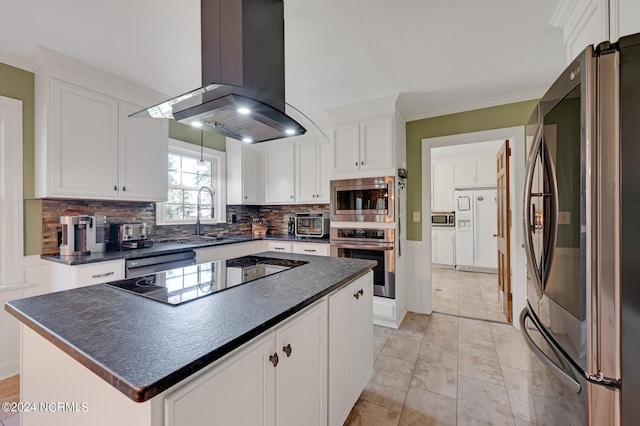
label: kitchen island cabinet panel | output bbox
[166,333,276,426]
[328,272,373,426]
[194,241,262,263]
[275,300,327,426]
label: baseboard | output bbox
[0,359,19,381]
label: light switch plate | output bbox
[412,211,421,222]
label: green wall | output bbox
[0,63,40,255]
[169,121,227,152]
[405,99,538,241]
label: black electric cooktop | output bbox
[105,255,307,305]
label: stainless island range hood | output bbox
[132,0,311,143]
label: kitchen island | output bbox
[5,252,375,426]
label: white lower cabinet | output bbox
[49,259,125,291]
[431,228,455,266]
[165,299,328,426]
[266,241,292,253]
[292,242,330,256]
[166,333,276,426]
[328,271,373,426]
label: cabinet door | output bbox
[292,243,329,256]
[454,158,477,188]
[118,102,168,201]
[225,138,243,205]
[328,282,353,426]
[434,229,455,266]
[49,79,119,198]
[350,273,373,401]
[267,241,292,253]
[619,0,640,38]
[265,145,295,203]
[360,116,393,171]
[316,141,330,202]
[475,155,496,187]
[296,140,318,203]
[332,123,359,173]
[276,301,327,426]
[432,161,455,211]
[166,334,276,426]
[243,144,258,203]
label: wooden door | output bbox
[496,140,512,322]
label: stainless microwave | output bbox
[330,176,394,222]
[294,213,329,238]
[431,211,455,227]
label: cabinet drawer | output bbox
[267,242,292,253]
[76,260,124,287]
[292,243,329,256]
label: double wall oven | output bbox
[330,176,396,299]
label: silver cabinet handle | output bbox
[92,271,114,279]
[274,247,285,250]
[303,249,316,252]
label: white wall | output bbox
[407,126,526,329]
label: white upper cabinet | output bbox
[295,139,330,203]
[118,102,168,201]
[264,143,295,203]
[616,0,640,38]
[226,138,258,204]
[453,156,495,189]
[331,115,395,177]
[35,77,168,201]
[431,161,455,211]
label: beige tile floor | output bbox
[345,267,557,426]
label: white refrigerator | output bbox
[454,189,497,272]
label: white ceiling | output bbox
[0,0,566,126]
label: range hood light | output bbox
[285,128,296,135]
[237,107,251,115]
[242,137,253,143]
[190,121,203,128]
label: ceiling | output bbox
[0,0,566,126]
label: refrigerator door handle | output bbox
[523,126,544,296]
[519,308,582,393]
[542,141,559,291]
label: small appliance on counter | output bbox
[59,215,107,256]
[252,218,267,237]
[108,222,153,250]
[294,213,329,238]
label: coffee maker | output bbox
[59,215,107,256]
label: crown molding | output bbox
[0,49,33,72]
[549,0,579,28]
[404,89,544,122]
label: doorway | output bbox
[420,126,526,329]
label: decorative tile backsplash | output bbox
[41,199,329,254]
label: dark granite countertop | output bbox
[43,234,329,266]
[5,252,374,403]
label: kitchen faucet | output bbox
[195,186,214,236]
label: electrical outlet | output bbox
[413,211,421,222]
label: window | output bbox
[156,138,226,225]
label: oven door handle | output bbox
[330,243,394,250]
[519,307,581,393]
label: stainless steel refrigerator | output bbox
[522,33,640,424]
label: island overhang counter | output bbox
[4,252,376,426]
